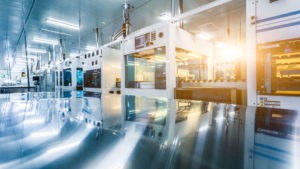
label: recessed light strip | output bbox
[86,46,96,51]
[46,17,80,30]
[33,38,58,45]
[41,29,72,36]
[27,48,47,54]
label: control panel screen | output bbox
[257,38,300,95]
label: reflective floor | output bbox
[0,91,299,169]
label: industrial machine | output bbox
[122,13,246,102]
[39,67,55,92]
[55,62,63,91]
[171,2,247,105]
[62,57,83,91]
[83,49,102,93]
[123,23,171,98]
[251,0,300,111]
[244,106,300,169]
[83,42,122,94]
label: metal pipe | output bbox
[122,3,132,38]
[24,29,31,91]
[111,29,123,41]
[13,0,36,55]
[22,0,31,91]
[60,39,63,60]
[52,44,56,65]
[96,27,99,48]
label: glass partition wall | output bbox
[125,47,167,89]
[176,48,209,87]
[174,0,246,88]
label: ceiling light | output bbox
[196,32,212,40]
[27,48,47,54]
[215,42,227,49]
[41,29,72,36]
[85,46,96,51]
[159,12,171,20]
[33,38,58,45]
[187,53,201,58]
[46,17,80,30]
[24,55,37,59]
[70,53,80,57]
[224,47,241,58]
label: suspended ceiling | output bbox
[0,0,169,70]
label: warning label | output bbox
[258,97,281,108]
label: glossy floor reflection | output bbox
[0,92,299,169]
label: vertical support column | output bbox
[52,44,56,65]
[171,0,184,27]
[246,0,257,106]
[24,29,31,91]
[168,24,176,99]
[96,28,99,48]
[78,0,81,55]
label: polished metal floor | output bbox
[0,91,299,169]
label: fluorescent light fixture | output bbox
[196,32,212,40]
[46,17,80,30]
[159,12,171,20]
[215,42,227,49]
[223,47,241,59]
[27,48,47,54]
[33,38,58,45]
[187,53,201,58]
[22,55,37,59]
[85,46,96,51]
[41,28,72,36]
[70,53,80,57]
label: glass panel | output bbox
[176,48,208,87]
[257,38,300,95]
[76,68,83,87]
[174,1,246,87]
[60,71,62,86]
[125,95,168,126]
[125,47,166,89]
[84,69,101,88]
[63,68,72,86]
[56,72,58,86]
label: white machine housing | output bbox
[83,43,122,94]
[247,0,300,112]
[55,61,64,90]
[102,43,122,94]
[62,57,83,91]
[122,23,212,99]
[82,49,102,93]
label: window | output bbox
[63,68,72,86]
[125,47,166,89]
[84,69,101,88]
[77,68,83,87]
